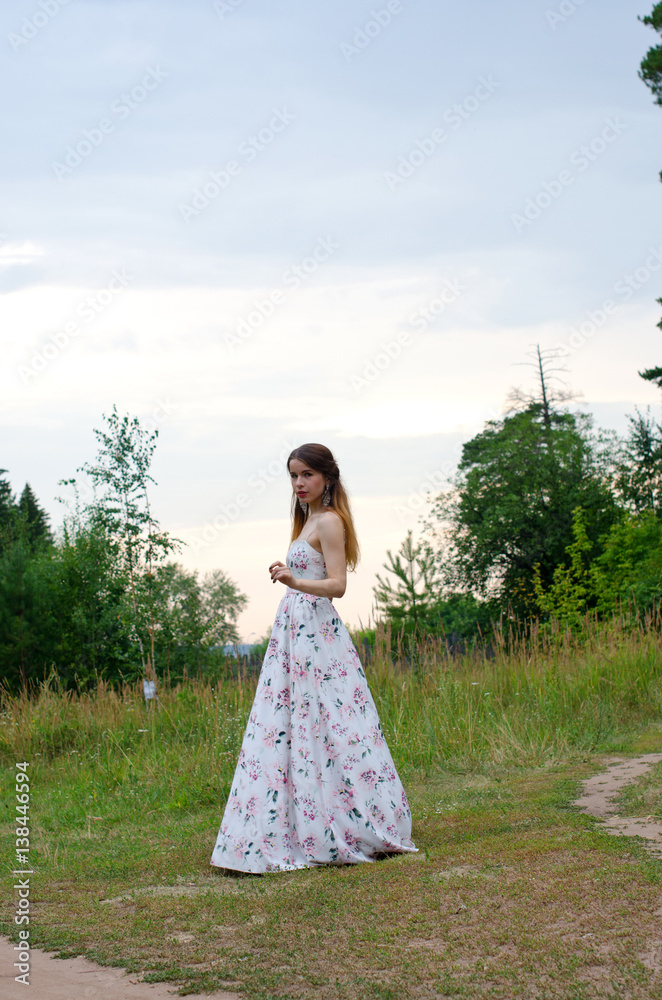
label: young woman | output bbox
[210,443,417,873]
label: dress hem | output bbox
[210,845,419,876]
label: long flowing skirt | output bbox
[210,589,417,873]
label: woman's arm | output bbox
[293,512,346,598]
[270,512,347,599]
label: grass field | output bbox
[2,615,662,999]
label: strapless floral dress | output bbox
[210,536,417,873]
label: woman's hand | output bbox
[269,560,296,588]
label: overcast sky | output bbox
[2,0,661,639]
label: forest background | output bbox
[2,342,662,693]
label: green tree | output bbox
[40,514,134,686]
[639,4,662,109]
[419,592,497,645]
[639,365,662,391]
[533,506,594,630]
[200,568,248,646]
[616,406,662,516]
[0,536,38,689]
[373,531,441,634]
[0,417,250,691]
[0,479,54,689]
[17,483,53,547]
[0,470,17,551]
[151,562,204,674]
[63,405,180,685]
[150,563,248,676]
[590,510,662,615]
[424,404,618,619]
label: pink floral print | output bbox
[210,538,417,873]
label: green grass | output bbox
[2,615,662,998]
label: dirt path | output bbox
[573,752,662,858]
[0,936,242,1000]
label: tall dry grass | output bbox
[1,609,660,806]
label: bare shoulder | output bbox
[317,510,345,539]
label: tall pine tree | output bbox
[18,483,53,547]
[0,470,16,551]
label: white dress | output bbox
[210,535,418,873]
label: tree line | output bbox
[2,358,660,691]
[372,350,662,641]
[0,406,247,693]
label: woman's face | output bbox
[289,458,326,504]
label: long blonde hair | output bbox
[288,443,360,571]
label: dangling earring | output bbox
[298,497,308,513]
[322,483,331,506]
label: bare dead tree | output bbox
[505,344,581,426]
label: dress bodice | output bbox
[286,539,328,580]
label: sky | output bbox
[2,0,662,640]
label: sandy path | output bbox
[0,936,241,1000]
[573,752,662,858]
